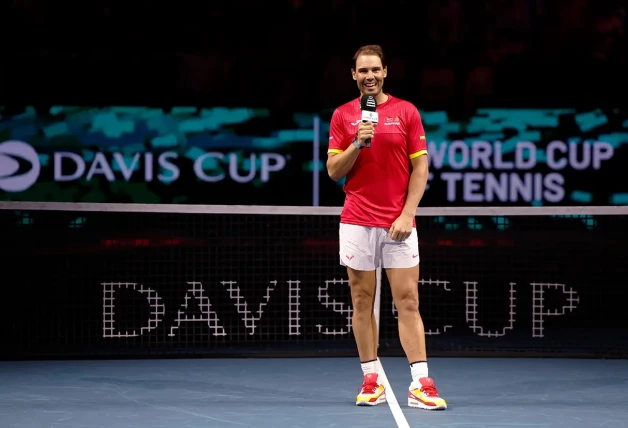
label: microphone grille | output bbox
[361,94,377,111]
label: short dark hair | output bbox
[352,45,386,70]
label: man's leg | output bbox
[339,223,385,406]
[383,228,447,410]
[371,299,378,357]
[347,266,385,405]
[385,264,425,363]
[347,267,377,362]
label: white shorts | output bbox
[339,223,420,271]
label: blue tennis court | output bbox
[2,356,626,427]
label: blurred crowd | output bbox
[1,0,626,113]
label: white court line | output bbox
[377,358,410,428]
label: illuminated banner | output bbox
[0,106,311,205]
[420,108,627,206]
[1,106,626,206]
[319,108,628,207]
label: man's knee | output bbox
[387,266,420,315]
[347,268,376,314]
[395,287,419,314]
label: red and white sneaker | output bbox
[408,377,447,410]
[356,373,386,406]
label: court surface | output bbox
[1,357,626,427]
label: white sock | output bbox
[361,360,377,376]
[410,361,428,384]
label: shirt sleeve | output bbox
[406,107,428,159]
[327,109,353,154]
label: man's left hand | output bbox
[389,214,413,241]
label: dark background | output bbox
[1,0,627,111]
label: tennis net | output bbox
[0,201,627,360]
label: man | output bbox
[326,44,447,411]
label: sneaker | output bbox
[356,373,386,406]
[408,377,447,410]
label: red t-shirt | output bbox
[327,94,428,229]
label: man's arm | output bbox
[401,154,429,218]
[389,106,428,240]
[326,146,361,181]
[326,121,375,181]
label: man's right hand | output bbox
[357,121,375,147]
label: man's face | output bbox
[352,54,387,96]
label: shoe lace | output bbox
[361,381,378,394]
[420,383,438,397]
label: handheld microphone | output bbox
[360,94,378,147]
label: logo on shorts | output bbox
[0,140,41,192]
[412,254,418,258]
[346,255,354,260]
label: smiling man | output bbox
[326,44,447,411]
